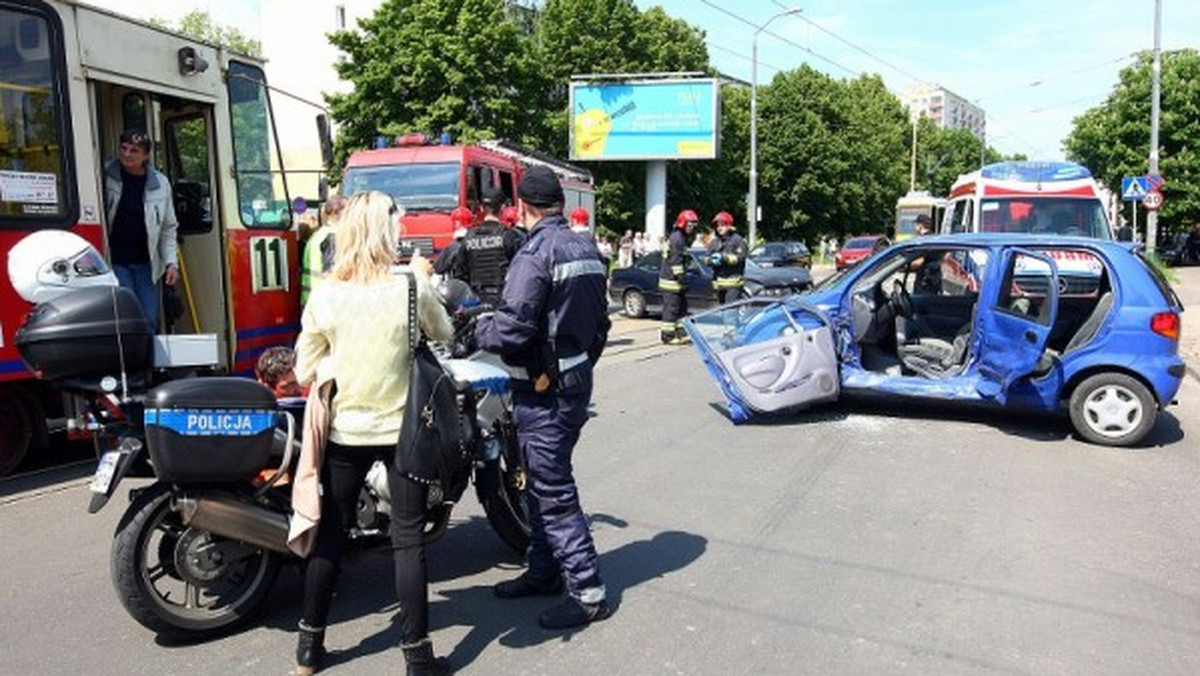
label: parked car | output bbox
[1157,232,1200,267]
[835,235,890,270]
[748,241,812,268]
[612,249,812,318]
[684,233,1185,447]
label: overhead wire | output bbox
[696,0,861,77]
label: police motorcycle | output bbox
[6,232,528,640]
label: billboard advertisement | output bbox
[569,79,720,161]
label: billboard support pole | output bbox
[646,160,667,243]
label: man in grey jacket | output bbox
[104,130,178,330]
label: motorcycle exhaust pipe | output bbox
[175,494,291,554]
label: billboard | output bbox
[568,79,720,161]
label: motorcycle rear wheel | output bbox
[111,483,280,640]
[476,426,530,554]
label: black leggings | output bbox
[300,441,430,644]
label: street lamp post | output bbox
[749,6,802,249]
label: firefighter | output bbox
[300,195,347,305]
[569,207,590,234]
[660,209,697,344]
[474,165,611,630]
[432,206,472,283]
[500,204,527,260]
[706,211,747,304]
[463,188,510,306]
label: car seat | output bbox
[897,307,976,378]
[1031,291,1113,376]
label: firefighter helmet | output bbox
[570,207,590,226]
[675,209,699,228]
[450,206,474,227]
[712,211,734,227]
[500,205,520,226]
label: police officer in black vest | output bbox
[475,165,611,630]
[463,187,509,306]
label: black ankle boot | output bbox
[402,638,453,676]
[295,621,325,676]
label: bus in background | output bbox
[0,0,319,475]
[894,191,946,242]
[341,136,595,258]
[943,161,1114,239]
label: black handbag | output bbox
[394,272,473,483]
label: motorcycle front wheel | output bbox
[476,425,530,554]
[111,483,280,640]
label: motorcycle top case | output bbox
[144,378,278,483]
[15,286,152,380]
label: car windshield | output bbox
[341,163,460,212]
[979,197,1112,239]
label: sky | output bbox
[87,0,1198,161]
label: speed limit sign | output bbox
[1143,189,1164,211]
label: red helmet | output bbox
[450,206,473,227]
[570,207,590,226]
[712,211,734,227]
[500,205,519,226]
[675,209,699,228]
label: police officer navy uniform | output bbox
[463,188,510,306]
[474,165,612,630]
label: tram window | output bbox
[0,6,74,224]
[122,93,146,135]
[165,115,212,235]
[227,60,290,229]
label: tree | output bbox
[1065,49,1200,238]
[150,10,262,57]
[911,118,1007,197]
[326,0,536,170]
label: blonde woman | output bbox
[293,190,454,676]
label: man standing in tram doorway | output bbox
[104,130,178,330]
[463,188,510,306]
[475,165,611,630]
[660,210,697,344]
[706,211,747,304]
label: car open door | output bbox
[974,248,1059,402]
[683,299,840,422]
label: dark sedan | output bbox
[748,241,812,268]
[611,249,812,318]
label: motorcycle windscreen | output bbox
[683,299,840,422]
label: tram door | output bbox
[92,82,231,364]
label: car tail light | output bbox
[1151,312,1179,340]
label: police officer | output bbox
[432,206,472,283]
[706,211,747,304]
[475,165,611,630]
[915,213,933,236]
[660,209,697,344]
[463,188,509,306]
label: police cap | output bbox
[481,186,505,207]
[517,165,564,207]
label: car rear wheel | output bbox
[1068,372,1157,447]
[623,289,646,318]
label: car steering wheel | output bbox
[890,279,913,318]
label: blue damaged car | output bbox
[683,234,1186,447]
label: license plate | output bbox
[90,452,120,494]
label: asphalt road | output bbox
[2,271,1198,676]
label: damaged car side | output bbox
[683,234,1185,447]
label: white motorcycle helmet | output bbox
[8,230,117,304]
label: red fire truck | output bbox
[0,0,319,474]
[341,136,595,256]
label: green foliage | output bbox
[151,10,262,56]
[1065,49,1200,238]
[325,0,536,172]
[910,118,1005,197]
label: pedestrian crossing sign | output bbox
[1121,176,1149,201]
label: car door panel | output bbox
[683,300,839,421]
[974,248,1059,401]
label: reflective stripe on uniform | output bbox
[670,265,684,276]
[714,276,743,288]
[552,259,607,282]
[509,352,590,381]
[658,279,683,292]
